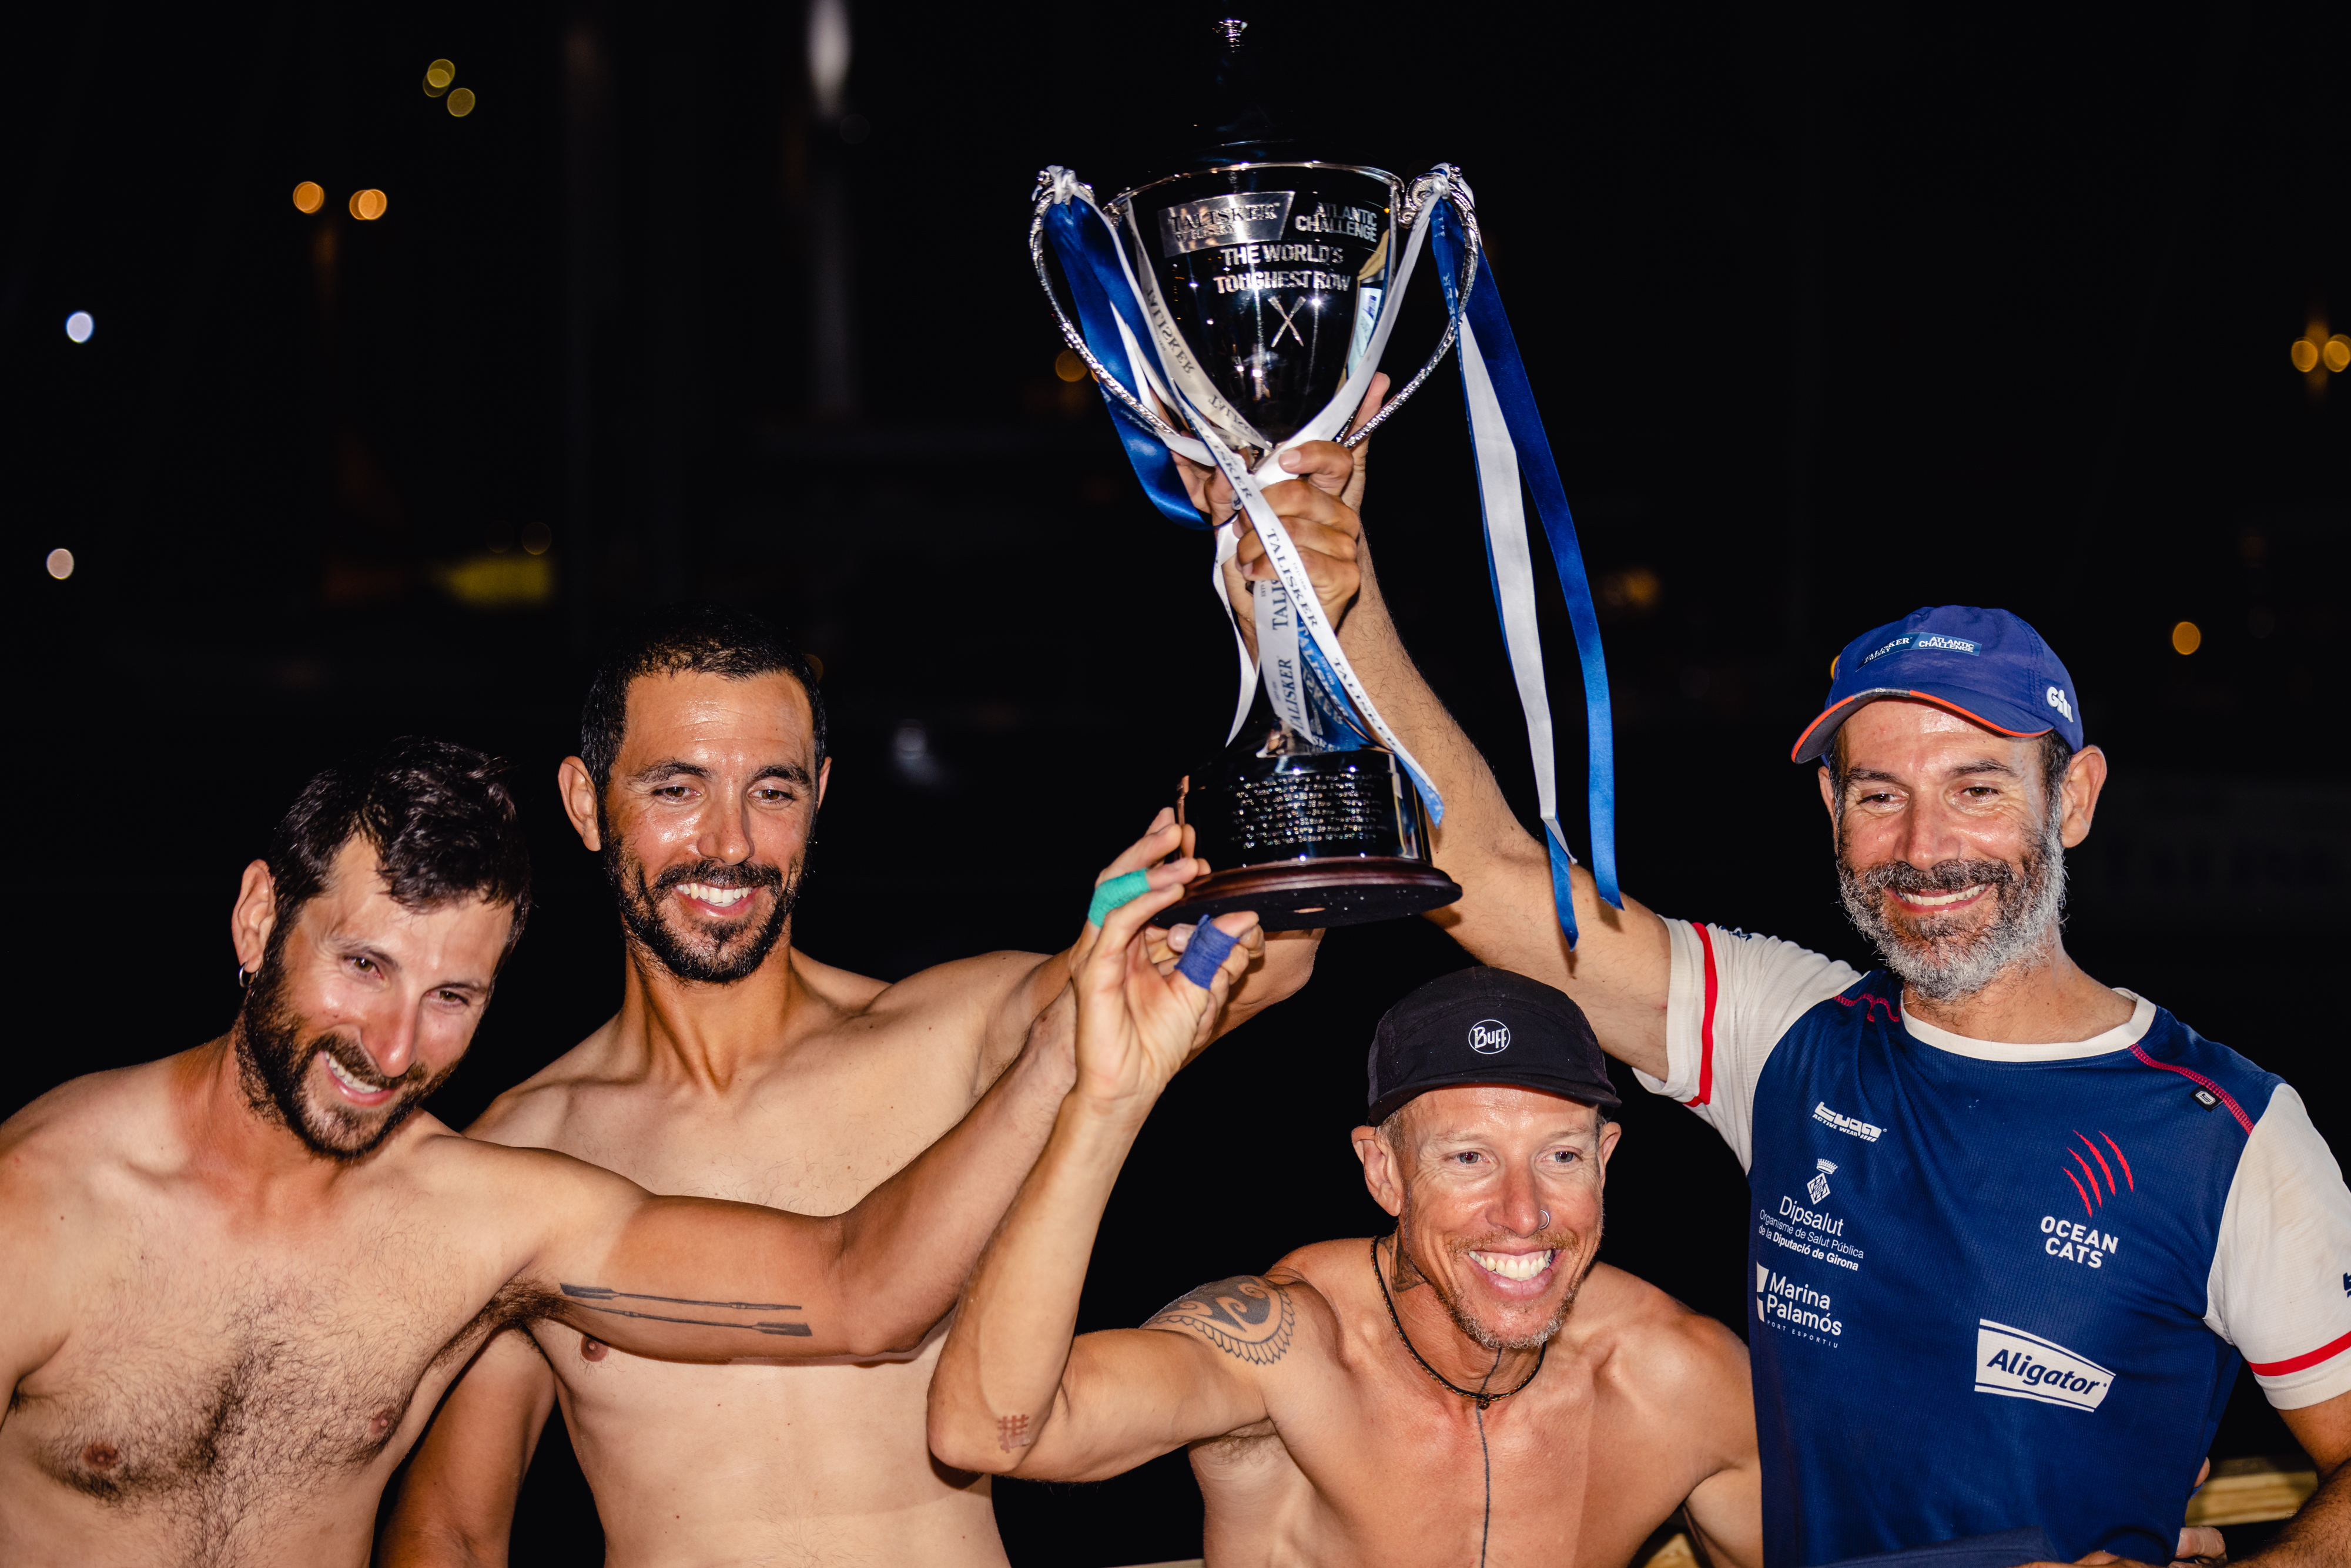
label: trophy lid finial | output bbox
[1163,14,1296,170]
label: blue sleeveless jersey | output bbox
[1744,973,2277,1567]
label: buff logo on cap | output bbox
[1467,1018,1511,1055]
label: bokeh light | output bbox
[1054,349,1087,383]
[292,180,324,213]
[349,189,388,221]
[63,311,93,343]
[448,86,477,117]
[424,59,455,96]
[2171,620,2202,656]
[46,548,75,580]
[2290,339,2319,373]
[521,521,552,555]
[2327,336,2351,374]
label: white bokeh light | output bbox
[64,311,94,343]
[46,548,76,580]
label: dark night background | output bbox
[5,2,2344,1564]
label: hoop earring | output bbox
[237,964,252,990]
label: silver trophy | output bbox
[1031,24,1486,929]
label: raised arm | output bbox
[1176,390,1672,1077]
[961,811,1321,1089]
[378,1329,558,1568]
[929,870,1269,1477]
[508,851,1224,1363]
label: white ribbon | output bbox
[1189,418,1439,814]
[1457,314,1575,866]
[1251,577,1320,746]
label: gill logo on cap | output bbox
[1468,1019,1511,1055]
[2045,686,2073,722]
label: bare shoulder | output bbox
[1142,1242,1357,1369]
[1573,1264,1750,1401]
[1,1056,185,1187]
[852,947,1051,1025]
[464,1020,627,1148]
[0,1059,192,1366]
[413,1117,617,1197]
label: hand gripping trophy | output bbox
[1032,18,1622,943]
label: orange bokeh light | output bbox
[349,189,389,222]
[292,180,325,213]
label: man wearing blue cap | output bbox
[1185,441,2351,1568]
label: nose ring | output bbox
[1539,1209,1551,1230]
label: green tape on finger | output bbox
[1087,869,1154,927]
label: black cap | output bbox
[1366,967,1620,1124]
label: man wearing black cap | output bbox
[1185,439,2351,1568]
[928,966,1763,1568]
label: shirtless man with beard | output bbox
[384,605,1317,1567]
[1183,435,2351,1567]
[0,735,1254,1566]
[929,964,1763,1568]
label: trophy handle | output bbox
[1339,168,1483,450]
[1029,170,1192,447]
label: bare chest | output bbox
[9,1219,510,1529]
[1205,1368,1685,1567]
[545,1038,989,1214]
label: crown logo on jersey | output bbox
[2060,1131,2134,1220]
[1808,1159,1837,1205]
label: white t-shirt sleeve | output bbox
[1633,919,1861,1172]
[2203,1084,2351,1409]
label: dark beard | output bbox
[1395,1191,1591,1353]
[233,954,451,1162]
[604,835,802,986]
[1837,816,2067,1004]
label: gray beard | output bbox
[1837,815,2068,1005]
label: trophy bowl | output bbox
[1102,160,1400,454]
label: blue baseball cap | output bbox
[1790,606,2084,763]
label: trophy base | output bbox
[1160,857,1462,933]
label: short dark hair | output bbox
[1827,722,2072,813]
[266,736,534,956]
[579,604,827,793]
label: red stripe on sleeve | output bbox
[1687,924,1720,1107]
[2249,1328,2351,1378]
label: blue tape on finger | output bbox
[1087,870,1153,927]
[1174,919,1241,989]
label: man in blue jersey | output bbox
[1181,438,2351,1567]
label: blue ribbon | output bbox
[1040,200,1205,528]
[1431,205,1621,940]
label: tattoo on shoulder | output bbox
[558,1284,812,1338]
[1146,1275,1295,1366]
